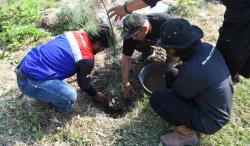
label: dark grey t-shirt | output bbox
[172,42,233,126]
[122,13,173,56]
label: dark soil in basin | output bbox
[144,71,167,93]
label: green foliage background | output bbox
[52,0,98,35]
[0,0,49,51]
[0,0,99,53]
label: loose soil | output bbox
[65,48,167,117]
[144,71,167,93]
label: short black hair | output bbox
[88,24,114,48]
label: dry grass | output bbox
[172,0,225,45]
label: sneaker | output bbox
[136,50,156,63]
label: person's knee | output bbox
[199,120,227,135]
[56,89,77,113]
[201,126,222,135]
[58,86,77,106]
[65,88,77,104]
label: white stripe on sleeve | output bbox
[65,32,82,62]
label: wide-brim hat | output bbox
[158,18,204,49]
[121,13,146,39]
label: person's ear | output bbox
[93,41,101,50]
[96,41,101,47]
[141,26,147,32]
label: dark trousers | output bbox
[216,19,250,78]
[150,68,221,134]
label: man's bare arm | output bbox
[121,54,134,99]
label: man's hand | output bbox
[122,82,134,100]
[108,5,127,21]
[94,92,107,103]
[108,0,152,21]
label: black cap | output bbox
[122,13,146,39]
[158,18,204,49]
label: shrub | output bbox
[51,0,98,35]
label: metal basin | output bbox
[138,62,168,94]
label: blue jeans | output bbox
[15,68,77,113]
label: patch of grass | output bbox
[171,0,218,19]
[171,0,224,44]
[112,96,168,146]
[0,0,50,52]
[62,130,91,145]
[39,0,60,9]
[0,97,44,142]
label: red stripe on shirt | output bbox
[72,31,94,60]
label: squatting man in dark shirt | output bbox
[121,12,174,99]
[15,25,114,112]
[150,18,233,146]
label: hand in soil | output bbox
[94,92,107,103]
[122,82,134,100]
